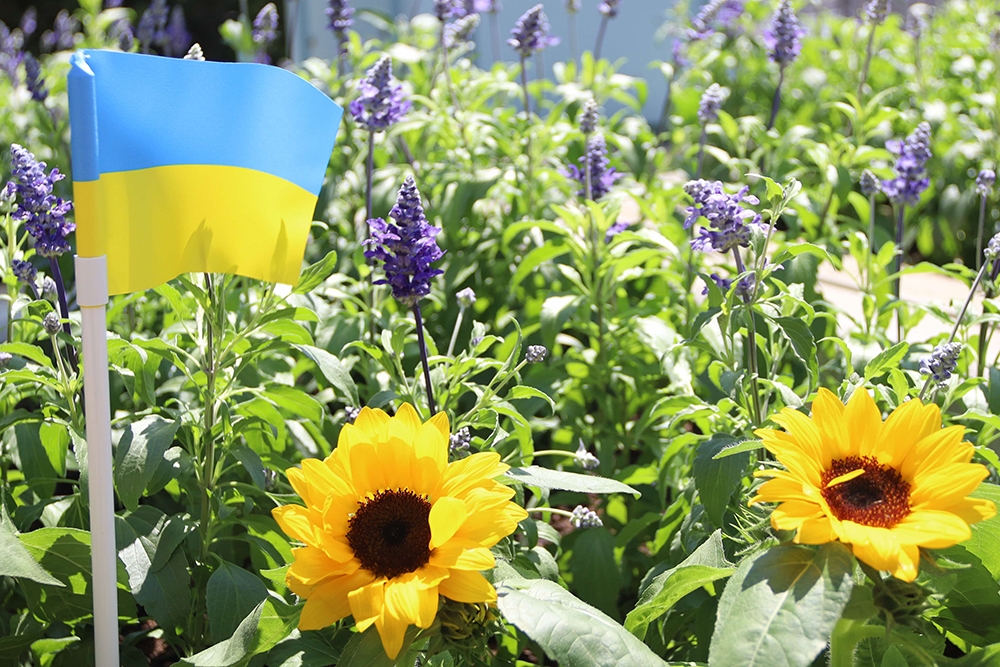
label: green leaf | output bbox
[879,646,907,667]
[114,416,180,512]
[294,344,359,406]
[260,564,289,590]
[709,544,855,667]
[0,517,63,586]
[712,439,762,460]
[230,444,267,490]
[116,506,192,632]
[772,316,816,366]
[693,434,749,528]
[505,466,640,497]
[962,483,1000,579]
[496,579,669,666]
[207,561,269,643]
[511,243,570,289]
[568,529,621,619]
[177,600,264,667]
[0,342,54,369]
[294,250,338,293]
[625,531,734,639]
[933,545,1000,644]
[540,295,581,348]
[864,342,909,380]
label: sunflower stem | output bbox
[413,303,437,415]
[829,617,884,667]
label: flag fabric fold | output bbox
[68,49,342,295]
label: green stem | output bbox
[520,56,534,215]
[413,303,437,415]
[977,193,987,273]
[365,131,376,344]
[857,26,877,102]
[829,618,884,667]
[696,126,707,178]
[733,248,762,426]
[446,305,465,358]
[894,205,905,342]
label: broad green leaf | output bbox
[772,316,816,366]
[712,439,762,460]
[693,434,749,528]
[9,423,59,499]
[933,546,1000,644]
[177,600,264,667]
[266,630,347,667]
[207,561,269,643]
[231,444,267,490]
[626,531,734,639]
[114,416,180,511]
[709,544,854,667]
[0,511,63,586]
[249,599,301,657]
[962,483,1000,580]
[540,294,581,348]
[117,507,192,632]
[511,243,570,289]
[0,342,54,369]
[19,527,135,624]
[0,614,45,662]
[294,250,338,293]
[864,342,909,380]
[568,529,621,619]
[294,344,359,406]
[260,564,290,590]
[505,466,640,497]
[496,579,668,666]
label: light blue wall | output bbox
[284,0,679,121]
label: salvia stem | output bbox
[446,304,465,358]
[857,26,876,102]
[766,65,785,131]
[47,256,77,372]
[696,126,708,179]
[977,193,987,272]
[365,131,376,343]
[490,12,501,62]
[593,16,608,61]
[568,13,578,69]
[867,192,877,293]
[519,56,535,215]
[413,303,437,415]
[894,205,905,341]
[732,248,762,426]
[196,271,219,649]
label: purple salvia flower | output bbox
[579,98,599,135]
[105,0,124,7]
[137,0,169,53]
[41,10,79,52]
[526,345,548,363]
[763,0,804,66]
[605,220,631,243]
[435,0,466,22]
[456,287,476,307]
[43,311,60,336]
[698,83,728,124]
[349,55,411,130]
[903,8,926,38]
[703,271,755,302]
[23,53,46,102]
[444,13,480,49]
[920,341,961,385]
[12,259,37,284]
[41,275,57,297]
[598,0,621,19]
[450,427,472,451]
[976,169,995,198]
[688,0,744,40]
[570,505,602,528]
[165,5,191,57]
[20,8,37,39]
[0,22,25,85]
[860,169,880,197]
[565,0,581,12]
[115,21,134,51]
[565,134,622,201]
[8,144,75,258]
[684,179,762,254]
[864,0,890,26]
[252,3,279,64]
[882,121,932,206]
[364,176,444,306]
[508,4,559,58]
[326,0,355,36]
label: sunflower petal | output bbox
[877,398,941,467]
[438,569,497,604]
[374,598,411,660]
[771,500,825,531]
[844,388,883,458]
[898,425,970,481]
[938,497,997,525]
[795,516,837,545]
[811,388,851,459]
[441,452,508,498]
[429,496,468,549]
[910,464,990,506]
[891,510,971,548]
[299,569,376,630]
[348,579,387,632]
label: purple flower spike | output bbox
[598,0,621,19]
[565,134,623,201]
[12,259,37,284]
[976,169,995,198]
[137,0,168,53]
[326,0,355,36]
[349,55,411,131]
[688,0,744,41]
[41,9,79,52]
[435,0,466,21]
[252,3,279,64]
[7,144,75,258]
[23,53,47,102]
[684,179,762,254]
[763,0,804,66]
[882,121,932,206]
[165,5,191,58]
[864,0,890,26]
[444,13,480,49]
[698,83,728,124]
[0,22,25,85]
[920,341,961,385]
[364,176,445,307]
[20,8,37,39]
[860,169,880,197]
[508,4,559,58]
[605,220,631,243]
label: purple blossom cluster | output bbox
[688,0,744,41]
[435,0,466,21]
[444,13,481,49]
[7,145,75,258]
[763,0,805,66]
[350,55,411,130]
[882,121,932,206]
[565,134,622,201]
[252,3,279,64]
[705,271,756,302]
[860,169,880,197]
[605,220,631,243]
[579,98,599,135]
[598,0,621,19]
[920,341,961,384]
[0,21,25,85]
[864,0,890,26]
[12,258,37,285]
[365,176,444,306]
[326,0,355,38]
[976,169,995,198]
[41,10,79,52]
[683,179,762,254]
[508,4,558,58]
[137,0,190,57]
[698,83,728,124]
[23,54,46,102]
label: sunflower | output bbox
[750,388,995,582]
[272,404,526,658]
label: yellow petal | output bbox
[910,464,990,506]
[441,452,507,498]
[389,403,422,443]
[826,468,865,488]
[891,509,971,548]
[286,467,312,506]
[898,425,970,481]
[298,569,376,630]
[374,596,411,660]
[349,442,386,495]
[415,420,449,475]
[348,578,387,632]
[429,496,468,549]
[795,516,837,545]
[811,388,851,459]
[937,497,997,525]
[844,388,883,458]
[438,569,497,604]
[771,500,825,531]
[352,407,390,442]
[273,504,319,547]
[877,398,941,468]
[287,546,352,585]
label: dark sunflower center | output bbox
[820,456,911,528]
[347,489,433,579]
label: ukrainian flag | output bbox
[68,49,342,295]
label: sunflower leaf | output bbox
[496,579,670,666]
[693,434,750,528]
[709,543,854,667]
[504,466,640,497]
[961,483,1000,579]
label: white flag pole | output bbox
[68,52,119,667]
[75,255,119,667]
